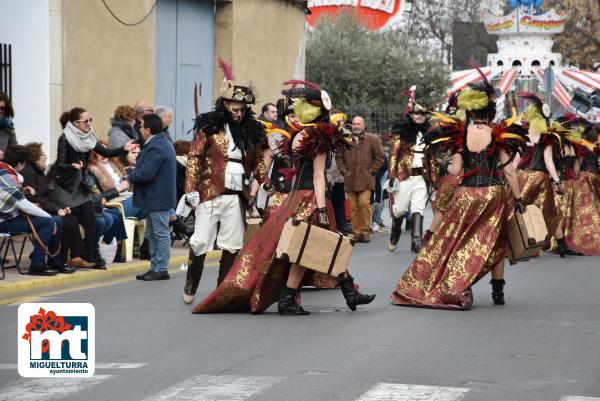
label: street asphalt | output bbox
[1,225,599,401]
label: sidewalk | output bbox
[0,240,221,307]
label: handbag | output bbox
[80,169,96,193]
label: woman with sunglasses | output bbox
[0,91,18,157]
[53,107,138,268]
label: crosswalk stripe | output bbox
[0,362,146,370]
[0,375,111,401]
[560,397,600,401]
[356,383,469,401]
[140,374,285,401]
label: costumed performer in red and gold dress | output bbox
[192,81,375,315]
[391,74,527,310]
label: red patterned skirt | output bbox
[192,189,337,314]
[563,172,600,255]
[517,170,560,239]
[433,175,460,213]
[391,185,508,310]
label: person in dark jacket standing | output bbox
[0,92,18,157]
[128,114,176,281]
[53,107,137,268]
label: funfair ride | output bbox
[449,0,600,121]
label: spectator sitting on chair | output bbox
[21,143,95,269]
[127,114,176,281]
[88,142,130,263]
[0,146,67,275]
[107,105,137,150]
[174,140,190,203]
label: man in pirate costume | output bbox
[182,59,270,305]
[388,87,433,253]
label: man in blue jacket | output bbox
[127,114,176,281]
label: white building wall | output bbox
[0,0,50,152]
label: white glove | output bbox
[184,192,200,208]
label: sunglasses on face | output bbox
[75,118,93,124]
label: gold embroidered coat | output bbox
[185,130,268,203]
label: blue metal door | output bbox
[156,0,215,140]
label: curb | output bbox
[0,250,222,307]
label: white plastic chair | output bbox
[106,200,146,262]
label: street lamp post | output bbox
[437,14,452,63]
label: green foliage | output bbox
[306,12,450,116]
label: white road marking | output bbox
[141,374,285,401]
[0,362,146,370]
[560,397,600,401]
[96,362,148,369]
[356,383,469,401]
[0,375,111,401]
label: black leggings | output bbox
[60,213,85,262]
[71,201,97,262]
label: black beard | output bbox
[193,98,266,156]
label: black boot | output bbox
[93,248,107,270]
[217,250,237,285]
[405,214,412,231]
[410,213,424,253]
[278,285,310,315]
[113,243,125,263]
[490,279,505,305]
[388,215,405,251]
[556,237,582,257]
[338,275,376,311]
[183,251,205,304]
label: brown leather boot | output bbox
[410,213,423,253]
[182,250,205,304]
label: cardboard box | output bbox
[507,205,548,264]
[275,219,354,277]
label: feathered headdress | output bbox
[467,63,495,95]
[523,104,548,134]
[517,91,551,120]
[456,63,496,112]
[217,58,255,104]
[281,79,332,124]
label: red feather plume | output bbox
[217,58,234,81]
[283,79,322,93]
[516,91,543,107]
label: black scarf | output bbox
[390,117,430,146]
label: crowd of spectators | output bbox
[0,91,190,277]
